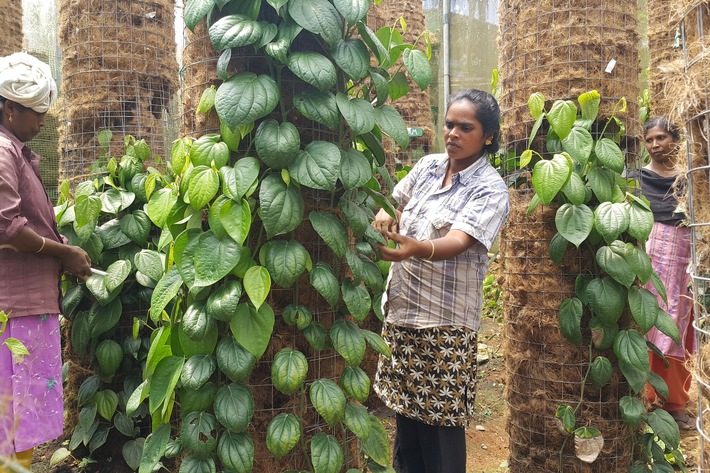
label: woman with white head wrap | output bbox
[0,52,91,472]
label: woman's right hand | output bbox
[372,208,400,236]
[60,245,92,282]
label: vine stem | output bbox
[558,343,594,472]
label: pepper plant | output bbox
[59,0,431,472]
[523,90,688,472]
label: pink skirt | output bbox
[0,314,64,455]
[644,223,695,358]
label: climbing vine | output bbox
[524,90,688,472]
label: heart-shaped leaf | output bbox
[293,89,340,129]
[336,93,376,136]
[288,52,337,91]
[288,0,342,47]
[310,262,340,307]
[255,119,301,169]
[375,105,409,148]
[310,432,344,473]
[594,202,630,244]
[330,319,366,366]
[331,39,370,80]
[215,73,279,128]
[547,100,577,139]
[586,277,625,325]
[561,127,593,166]
[271,348,308,395]
[289,141,341,191]
[309,379,346,426]
[209,14,263,51]
[532,153,572,205]
[260,239,310,287]
[266,413,301,458]
[230,303,275,359]
[333,0,369,23]
[555,203,593,248]
[595,138,625,173]
[259,173,304,237]
[402,48,432,90]
[193,233,241,287]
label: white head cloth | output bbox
[0,52,57,113]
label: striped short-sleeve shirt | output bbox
[382,153,510,332]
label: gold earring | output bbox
[485,139,492,145]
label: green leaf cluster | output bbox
[61,0,432,470]
[526,91,686,471]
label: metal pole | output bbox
[442,0,450,104]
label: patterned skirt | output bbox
[644,222,694,358]
[0,314,64,455]
[374,323,478,427]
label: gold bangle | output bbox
[426,239,435,260]
[34,236,46,254]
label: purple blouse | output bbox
[0,125,63,317]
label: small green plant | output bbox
[524,90,687,472]
[481,271,503,322]
[0,311,29,362]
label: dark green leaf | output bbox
[558,298,583,345]
[293,89,339,129]
[402,48,432,90]
[627,287,659,333]
[261,240,310,287]
[309,211,349,258]
[288,52,338,91]
[214,383,254,432]
[613,330,650,392]
[271,348,308,395]
[332,39,370,79]
[255,119,301,169]
[288,0,342,46]
[555,203,593,248]
[266,414,301,458]
[215,73,279,128]
[259,173,304,238]
[289,141,341,191]
[336,93,376,136]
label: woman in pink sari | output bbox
[639,117,695,430]
[0,52,91,471]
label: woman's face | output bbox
[444,100,490,170]
[644,125,677,166]
[4,101,45,142]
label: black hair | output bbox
[644,116,681,141]
[447,88,501,154]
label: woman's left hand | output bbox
[378,231,429,262]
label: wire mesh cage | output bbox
[498,0,640,153]
[179,9,365,470]
[501,193,635,472]
[57,0,179,185]
[367,0,436,167]
[497,0,641,470]
[674,2,710,471]
[23,0,64,203]
[0,0,22,56]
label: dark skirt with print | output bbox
[373,323,478,427]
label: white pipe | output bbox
[442,0,450,104]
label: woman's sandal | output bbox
[668,410,695,431]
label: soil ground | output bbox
[30,316,701,473]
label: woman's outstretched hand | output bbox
[372,208,400,237]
